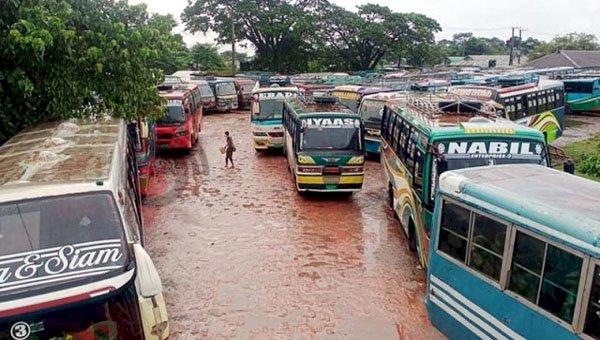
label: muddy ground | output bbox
[143,112,441,339]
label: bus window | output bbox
[508,231,583,323]
[584,264,600,337]
[437,200,508,282]
[437,201,471,262]
[405,128,416,173]
[398,120,409,161]
[468,213,507,281]
[413,148,425,196]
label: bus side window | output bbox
[413,148,424,196]
[405,128,416,173]
[437,200,508,282]
[584,264,600,337]
[398,120,409,161]
[508,231,583,323]
[381,108,389,138]
[391,115,400,151]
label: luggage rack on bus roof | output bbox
[393,92,502,122]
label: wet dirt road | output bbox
[143,112,442,339]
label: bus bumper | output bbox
[156,135,191,150]
[253,137,284,150]
[296,174,364,192]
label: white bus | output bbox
[0,118,169,339]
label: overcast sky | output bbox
[132,0,600,51]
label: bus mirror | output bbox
[133,243,163,298]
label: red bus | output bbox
[156,84,203,151]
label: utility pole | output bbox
[230,8,236,76]
[509,27,515,66]
[517,28,523,65]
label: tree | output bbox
[0,0,183,144]
[190,43,226,71]
[528,33,600,60]
[182,0,318,73]
[148,14,192,74]
[315,4,440,70]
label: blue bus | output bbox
[563,78,600,113]
[427,164,600,339]
[356,91,406,155]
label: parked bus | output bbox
[380,93,549,267]
[448,79,566,143]
[563,78,600,113]
[208,79,239,112]
[330,85,393,113]
[282,98,364,193]
[235,78,257,109]
[357,91,406,154]
[0,118,169,339]
[251,86,300,150]
[427,164,600,339]
[187,76,217,112]
[156,83,203,151]
[296,84,335,103]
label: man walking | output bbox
[224,131,235,168]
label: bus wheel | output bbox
[408,220,417,252]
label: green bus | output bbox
[282,98,365,193]
[380,94,550,267]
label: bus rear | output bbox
[290,116,365,192]
[213,81,239,112]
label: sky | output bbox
[132,0,600,51]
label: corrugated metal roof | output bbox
[526,50,600,68]
[0,118,123,187]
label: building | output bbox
[446,55,527,69]
[526,50,600,70]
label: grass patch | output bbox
[564,119,591,129]
[561,132,600,182]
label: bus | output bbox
[330,85,393,113]
[208,79,239,112]
[168,71,217,112]
[563,78,600,113]
[357,91,406,155]
[234,78,257,109]
[380,93,549,268]
[251,86,300,150]
[282,98,364,193]
[156,83,203,151]
[427,164,600,339]
[448,79,566,143]
[0,118,169,339]
[128,118,155,197]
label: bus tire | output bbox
[408,220,417,252]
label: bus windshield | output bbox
[0,193,129,299]
[255,99,285,121]
[301,124,361,151]
[0,279,143,339]
[359,100,385,129]
[199,84,213,97]
[158,105,186,124]
[215,82,236,96]
[564,81,594,94]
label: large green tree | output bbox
[314,3,441,70]
[190,43,226,71]
[0,0,181,144]
[182,0,317,73]
[528,33,600,60]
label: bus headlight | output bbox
[298,155,316,164]
[346,156,364,165]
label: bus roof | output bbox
[0,117,125,202]
[386,93,541,138]
[252,86,299,94]
[159,83,197,99]
[332,85,365,92]
[562,78,600,83]
[362,91,408,101]
[285,97,353,117]
[439,164,600,253]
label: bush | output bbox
[578,153,600,178]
